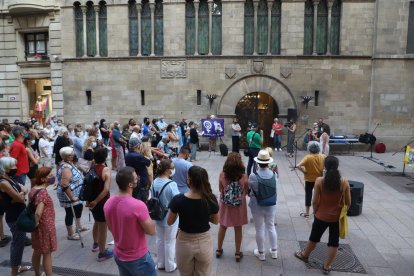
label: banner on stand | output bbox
[201,118,224,137]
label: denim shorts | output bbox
[114,251,156,276]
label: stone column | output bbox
[94,5,100,57]
[136,3,141,56]
[208,0,213,55]
[313,1,319,55]
[327,0,333,55]
[194,0,199,55]
[81,6,87,57]
[267,1,272,55]
[253,1,259,55]
[150,1,155,56]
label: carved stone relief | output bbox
[161,59,187,78]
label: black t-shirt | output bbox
[189,128,199,144]
[125,151,151,188]
[169,193,219,233]
[100,124,109,139]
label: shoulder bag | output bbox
[339,183,348,239]
[16,189,43,232]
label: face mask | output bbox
[92,142,97,148]
[170,168,176,177]
[95,124,99,128]
[76,132,81,137]
[31,140,35,145]
[57,123,62,126]
[7,169,17,176]
[48,176,56,185]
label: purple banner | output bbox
[201,118,224,137]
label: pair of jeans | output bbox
[176,230,213,276]
[190,143,197,161]
[7,221,26,267]
[273,135,281,150]
[114,252,156,276]
[247,147,260,176]
[249,203,278,252]
[156,222,179,272]
[232,136,240,153]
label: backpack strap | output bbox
[155,180,173,199]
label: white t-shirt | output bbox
[39,137,53,157]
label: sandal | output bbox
[294,250,309,263]
[78,227,89,232]
[67,234,80,240]
[235,252,243,262]
[18,265,31,273]
[215,249,223,258]
[323,266,331,274]
[299,213,309,218]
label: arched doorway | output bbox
[235,92,278,147]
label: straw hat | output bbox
[254,149,274,164]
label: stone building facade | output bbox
[0,0,413,149]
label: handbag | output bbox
[339,185,348,239]
[243,148,250,157]
[16,189,43,232]
[270,129,275,138]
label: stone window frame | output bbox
[24,32,49,61]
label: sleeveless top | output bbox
[94,163,110,205]
[0,176,25,223]
[315,178,347,223]
[56,162,84,208]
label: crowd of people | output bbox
[0,115,350,276]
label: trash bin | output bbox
[348,180,364,216]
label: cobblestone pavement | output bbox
[1,149,414,275]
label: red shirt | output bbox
[9,139,29,176]
[272,123,283,135]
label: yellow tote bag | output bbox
[339,189,348,239]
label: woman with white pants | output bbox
[248,150,278,261]
[152,159,180,272]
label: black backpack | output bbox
[147,180,173,221]
[79,165,100,202]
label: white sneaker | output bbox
[270,248,278,259]
[254,249,266,261]
[274,148,277,152]
[278,148,282,151]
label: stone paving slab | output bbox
[0,150,414,275]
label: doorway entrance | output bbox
[23,79,53,127]
[235,92,279,148]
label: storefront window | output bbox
[25,32,49,61]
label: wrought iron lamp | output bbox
[206,94,218,109]
[301,96,314,109]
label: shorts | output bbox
[91,204,106,223]
[309,216,339,247]
[0,203,4,216]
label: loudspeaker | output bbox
[287,108,297,121]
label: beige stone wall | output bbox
[221,2,244,56]
[164,2,186,56]
[281,2,304,55]
[375,0,410,55]
[341,2,375,55]
[62,57,373,138]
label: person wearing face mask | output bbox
[125,137,151,201]
[0,157,31,276]
[172,147,193,193]
[130,125,142,143]
[156,116,168,137]
[93,121,103,142]
[9,126,29,186]
[152,159,179,272]
[72,127,85,159]
[24,134,40,186]
[82,136,97,162]
[38,131,53,167]
[29,167,57,276]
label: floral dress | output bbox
[29,188,57,254]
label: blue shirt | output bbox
[112,128,122,148]
[156,120,168,137]
[125,151,151,188]
[152,177,180,227]
[172,157,193,193]
[72,136,84,159]
[142,124,150,137]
